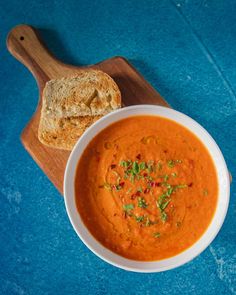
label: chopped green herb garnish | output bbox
[145,217,151,227]
[153,232,161,238]
[120,160,132,168]
[167,160,175,168]
[167,186,174,196]
[115,185,122,191]
[128,160,133,166]
[147,160,154,173]
[160,199,171,210]
[132,161,139,174]
[120,160,128,167]
[175,184,188,189]
[138,197,148,208]
[157,189,172,222]
[171,172,177,177]
[157,197,167,210]
[123,204,134,212]
[161,211,168,222]
[157,161,162,171]
[156,181,188,222]
[135,215,144,223]
[167,159,182,168]
[164,174,169,182]
[124,173,128,180]
[120,160,148,183]
[139,162,146,170]
[147,166,153,173]
[161,182,170,188]
[158,192,168,203]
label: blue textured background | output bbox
[1,0,236,294]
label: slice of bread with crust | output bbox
[38,70,121,150]
[39,115,102,150]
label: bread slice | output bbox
[38,70,121,150]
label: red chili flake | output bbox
[164,150,168,153]
[135,191,141,196]
[144,188,150,194]
[130,194,136,200]
[189,182,193,187]
[143,173,148,177]
[112,185,116,190]
[150,182,155,187]
[119,182,125,187]
[96,157,100,162]
[155,182,161,187]
[136,154,141,160]
[110,164,116,169]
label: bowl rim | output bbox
[64,104,230,273]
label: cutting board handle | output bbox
[6,24,67,87]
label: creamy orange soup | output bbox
[75,116,218,261]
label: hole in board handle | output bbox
[20,36,24,41]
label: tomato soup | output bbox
[75,116,218,261]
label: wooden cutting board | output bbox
[6,24,169,195]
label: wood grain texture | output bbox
[6,24,169,194]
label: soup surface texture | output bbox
[75,116,218,261]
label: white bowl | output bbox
[64,105,230,272]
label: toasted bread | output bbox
[38,70,121,150]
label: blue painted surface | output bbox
[0,0,235,294]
